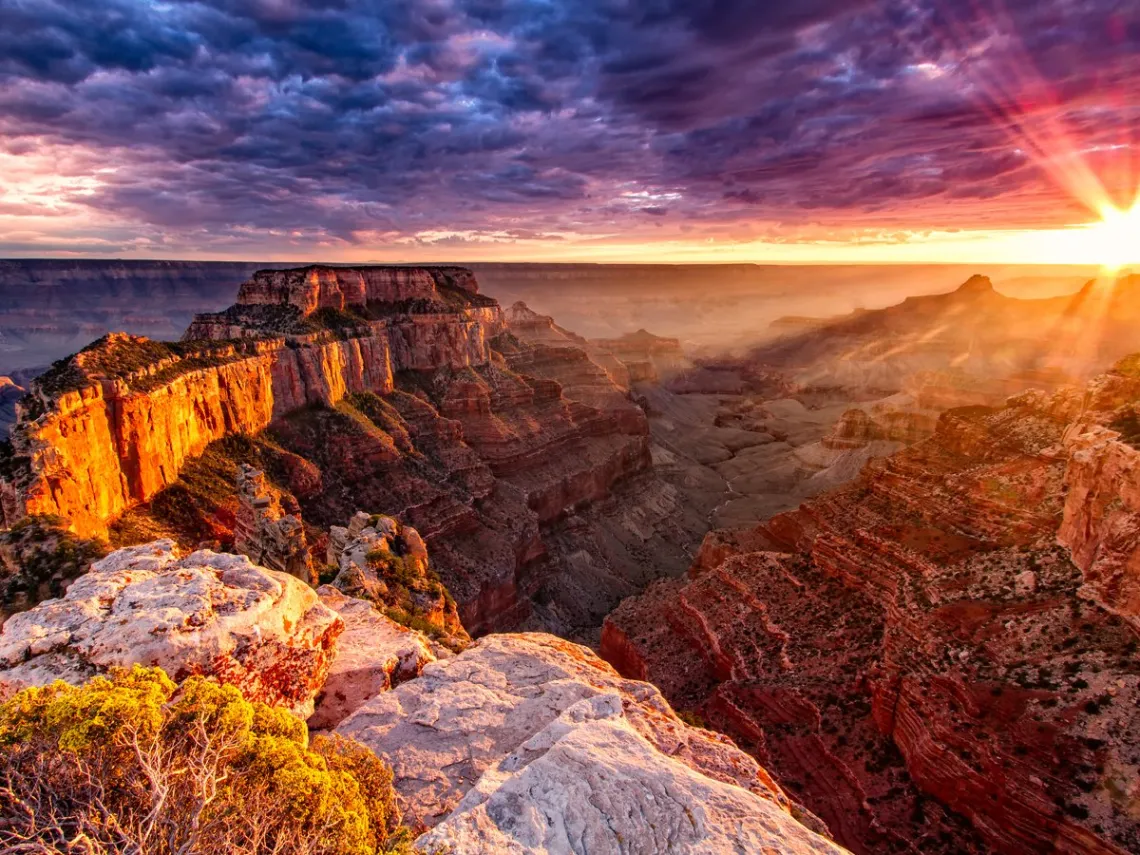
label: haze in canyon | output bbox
[0,0,1138,854]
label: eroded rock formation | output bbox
[338,632,842,853]
[309,585,435,730]
[326,511,468,649]
[0,540,342,717]
[1,266,504,537]
[591,327,691,383]
[603,362,1140,855]
[2,266,706,637]
[234,464,312,583]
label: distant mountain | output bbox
[757,273,1140,392]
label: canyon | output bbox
[602,360,1140,855]
[0,265,707,639]
[4,262,1140,853]
[0,527,844,853]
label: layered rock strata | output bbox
[2,265,504,537]
[2,265,712,637]
[0,540,342,716]
[234,464,312,583]
[338,632,843,853]
[604,365,1140,855]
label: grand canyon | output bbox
[1,257,1139,854]
[1,0,1138,852]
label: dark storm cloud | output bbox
[0,0,1136,250]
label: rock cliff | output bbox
[603,362,1140,855]
[2,266,702,637]
[338,632,844,854]
[233,464,312,583]
[1,265,503,536]
[0,534,848,854]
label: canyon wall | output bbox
[603,364,1140,855]
[1059,425,1140,629]
[1,266,505,538]
[2,265,688,639]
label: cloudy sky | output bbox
[0,0,1136,262]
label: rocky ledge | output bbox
[0,538,845,854]
[338,632,843,854]
[0,540,341,716]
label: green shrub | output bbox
[0,667,412,855]
[0,516,108,616]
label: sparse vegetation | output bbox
[0,666,413,855]
[0,516,108,617]
[109,434,302,552]
[31,335,254,399]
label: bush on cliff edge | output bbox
[0,666,413,855]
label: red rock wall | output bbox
[603,389,1140,855]
[1059,424,1140,629]
[12,347,278,536]
[5,311,499,537]
[236,265,441,313]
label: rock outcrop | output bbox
[591,328,690,383]
[327,511,469,649]
[234,464,312,583]
[309,585,435,730]
[1059,423,1140,629]
[1,265,504,537]
[604,365,1140,855]
[337,632,843,853]
[2,265,715,638]
[0,540,342,716]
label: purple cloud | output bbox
[0,0,1135,255]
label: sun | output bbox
[1081,202,1140,272]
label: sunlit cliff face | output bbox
[0,0,1135,262]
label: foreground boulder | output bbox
[337,632,842,854]
[309,586,436,730]
[0,540,342,716]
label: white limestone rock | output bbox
[0,540,342,716]
[416,693,847,854]
[337,632,838,853]
[309,586,435,730]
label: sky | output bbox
[0,0,1137,263]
